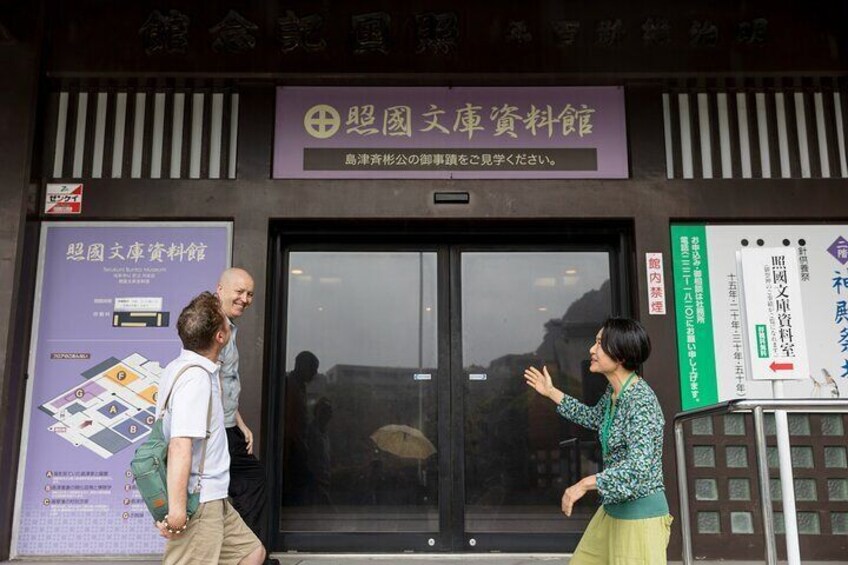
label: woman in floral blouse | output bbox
[524,317,672,564]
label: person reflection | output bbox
[283,351,319,505]
[307,397,333,505]
[368,458,384,505]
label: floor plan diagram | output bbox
[39,353,163,459]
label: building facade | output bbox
[1,0,847,561]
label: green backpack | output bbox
[130,364,212,522]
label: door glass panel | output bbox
[461,252,612,533]
[281,251,439,532]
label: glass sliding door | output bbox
[269,227,630,553]
[458,251,613,541]
[280,251,440,535]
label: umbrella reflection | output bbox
[370,424,436,460]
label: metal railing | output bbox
[674,398,848,565]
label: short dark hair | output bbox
[600,317,651,371]
[294,350,319,376]
[177,291,225,352]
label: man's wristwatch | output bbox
[163,514,189,535]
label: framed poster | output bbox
[12,222,231,557]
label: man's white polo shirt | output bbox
[156,349,230,503]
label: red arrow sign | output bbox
[769,361,794,372]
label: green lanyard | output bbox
[600,372,637,457]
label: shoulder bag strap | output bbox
[193,379,215,493]
[159,363,215,494]
[159,364,205,418]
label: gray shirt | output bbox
[218,319,240,428]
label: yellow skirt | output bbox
[570,507,673,565]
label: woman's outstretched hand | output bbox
[524,365,556,399]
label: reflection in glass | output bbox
[695,478,718,501]
[728,478,751,501]
[280,252,439,532]
[725,445,748,468]
[767,446,779,468]
[698,511,721,534]
[770,478,782,501]
[775,512,785,534]
[723,414,745,435]
[730,512,754,534]
[828,478,848,501]
[788,414,811,436]
[797,512,821,535]
[694,446,716,467]
[821,414,845,436]
[791,446,814,468]
[832,512,848,534]
[461,252,611,533]
[691,417,714,435]
[794,479,817,502]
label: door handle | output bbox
[468,373,488,381]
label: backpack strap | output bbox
[159,363,215,495]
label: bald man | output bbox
[217,268,276,564]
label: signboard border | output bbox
[273,85,630,180]
[11,220,233,558]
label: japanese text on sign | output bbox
[678,236,700,402]
[739,247,809,381]
[65,242,208,263]
[309,102,596,141]
[303,148,597,172]
[727,273,746,396]
[646,252,667,315]
[833,268,848,378]
[769,255,796,357]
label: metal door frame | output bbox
[266,220,634,553]
[448,238,630,552]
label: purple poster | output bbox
[274,86,629,179]
[13,222,231,557]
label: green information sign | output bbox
[671,224,719,410]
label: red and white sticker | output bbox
[646,252,667,315]
[45,183,83,215]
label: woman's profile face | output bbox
[588,328,620,374]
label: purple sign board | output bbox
[13,222,231,557]
[273,86,629,179]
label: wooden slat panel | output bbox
[62,90,78,179]
[90,92,108,178]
